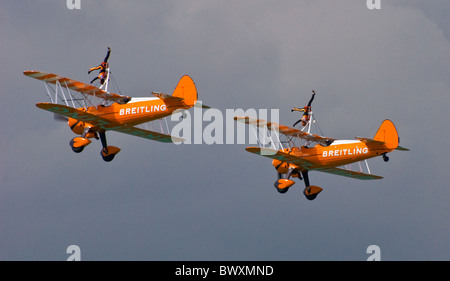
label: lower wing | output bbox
[314,167,383,180]
[244,147,382,180]
[36,103,183,143]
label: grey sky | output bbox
[1,0,449,260]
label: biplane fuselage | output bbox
[25,70,200,161]
[271,139,393,172]
[67,97,180,137]
[73,97,185,130]
[235,116,409,200]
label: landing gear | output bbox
[99,131,121,162]
[274,168,323,200]
[70,128,92,153]
[68,126,120,161]
[274,167,296,193]
[382,153,389,162]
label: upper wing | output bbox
[244,147,382,180]
[24,70,127,102]
[234,116,334,146]
[36,103,183,143]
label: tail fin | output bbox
[172,75,197,107]
[373,119,399,150]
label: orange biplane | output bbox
[25,69,206,162]
[234,101,409,200]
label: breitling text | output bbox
[322,147,368,157]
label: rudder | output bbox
[172,75,197,107]
[373,119,399,149]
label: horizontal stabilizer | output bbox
[151,92,184,102]
[151,92,210,109]
[356,136,409,151]
[194,101,211,109]
[396,146,410,151]
[355,137,385,146]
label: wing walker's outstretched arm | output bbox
[88,47,111,84]
[103,47,111,63]
[292,90,316,127]
[307,90,316,107]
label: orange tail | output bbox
[172,75,198,107]
[373,119,399,150]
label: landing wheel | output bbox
[275,180,295,193]
[275,183,289,194]
[303,186,323,201]
[382,154,389,162]
[101,149,116,162]
[72,145,84,153]
[70,137,91,153]
[100,146,121,162]
[303,188,318,200]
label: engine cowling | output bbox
[272,159,289,174]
